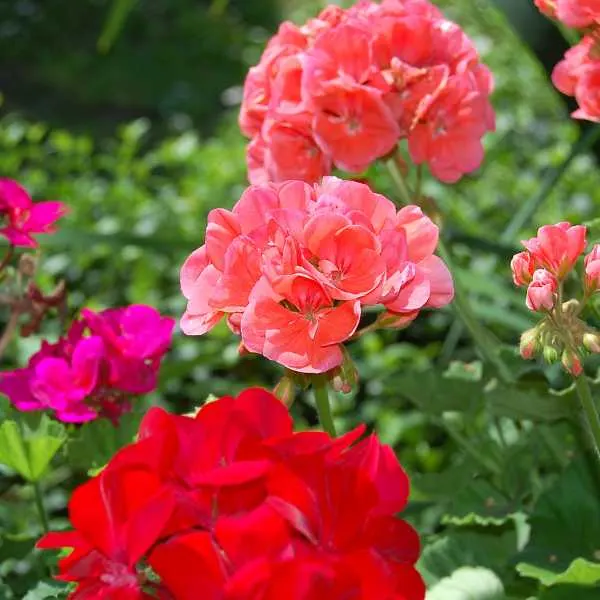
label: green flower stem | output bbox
[33,481,49,534]
[385,157,413,205]
[313,378,337,437]
[574,375,600,464]
[437,240,514,384]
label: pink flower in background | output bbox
[239,0,494,183]
[521,221,587,279]
[180,177,453,373]
[0,305,174,424]
[83,305,175,394]
[585,244,600,293]
[556,0,600,28]
[552,36,600,122]
[534,0,557,17]
[0,179,67,248]
[526,269,558,312]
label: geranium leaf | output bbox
[425,566,505,600]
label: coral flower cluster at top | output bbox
[38,388,424,600]
[241,0,495,184]
[511,222,600,375]
[0,178,66,248]
[534,0,600,121]
[180,177,453,374]
[0,305,175,423]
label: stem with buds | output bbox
[312,377,337,437]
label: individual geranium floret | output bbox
[534,0,557,17]
[521,221,587,279]
[511,251,535,286]
[526,269,558,312]
[584,244,600,293]
[0,178,67,248]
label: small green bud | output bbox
[583,332,600,354]
[543,345,559,363]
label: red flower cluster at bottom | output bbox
[38,388,424,599]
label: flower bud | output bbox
[543,345,559,363]
[273,375,295,407]
[583,332,600,354]
[526,269,557,312]
[376,310,418,330]
[18,253,37,278]
[584,244,600,294]
[561,349,583,377]
[562,299,581,316]
[510,251,535,286]
[329,347,359,394]
[520,327,539,360]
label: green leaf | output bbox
[539,585,600,599]
[426,567,505,600]
[396,371,485,415]
[0,415,67,482]
[23,581,68,599]
[487,382,576,423]
[419,528,519,586]
[517,558,600,587]
[65,411,141,472]
[98,0,138,53]
[442,480,517,527]
[517,457,600,584]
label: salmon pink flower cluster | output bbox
[241,0,495,184]
[511,222,600,375]
[535,1,600,121]
[180,177,453,373]
[0,178,67,248]
[38,388,424,600]
[0,305,175,423]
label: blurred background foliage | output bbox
[2,1,600,594]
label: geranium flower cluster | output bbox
[534,1,600,121]
[0,305,175,423]
[240,0,495,184]
[0,178,66,248]
[180,177,453,374]
[38,388,424,600]
[511,221,600,375]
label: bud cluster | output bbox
[512,222,600,376]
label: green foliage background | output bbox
[1,0,600,598]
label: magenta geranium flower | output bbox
[0,179,67,248]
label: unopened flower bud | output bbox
[526,269,557,312]
[561,349,583,377]
[511,251,535,287]
[584,244,600,294]
[376,310,418,330]
[562,299,581,316]
[583,332,600,354]
[520,328,539,360]
[273,375,295,407]
[328,347,359,394]
[543,345,559,363]
[18,253,37,277]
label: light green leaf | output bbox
[426,567,505,600]
[0,416,67,482]
[23,581,68,599]
[98,0,138,53]
[517,558,600,587]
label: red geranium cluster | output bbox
[38,388,424,600]
[0,305,175,423]
[180,176,453,373]
[0,178,66,248]
[240,0,494,184]
[534,1,600,121]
